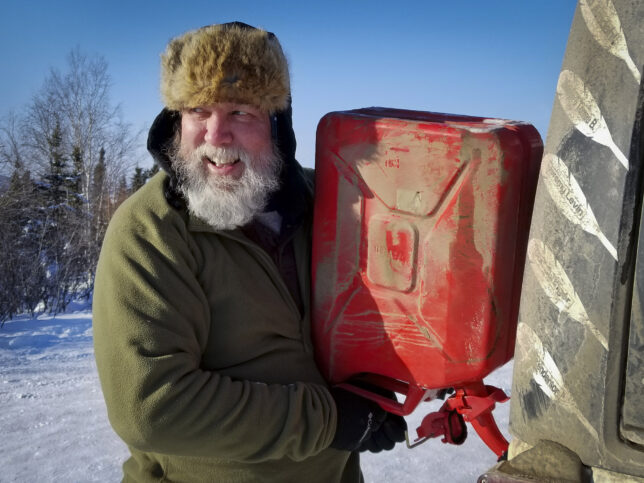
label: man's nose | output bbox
[204,113,233,146]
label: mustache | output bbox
[180,144,252,167]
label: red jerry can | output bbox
[311,108,543,455]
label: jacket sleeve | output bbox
[92,201,337,462]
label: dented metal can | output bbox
[311,107,543,399]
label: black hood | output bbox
[146,102,313,224]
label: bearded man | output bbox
[92,22,405,482]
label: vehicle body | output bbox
[481,1,644,481]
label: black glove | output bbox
[329,387,387,451]
[359,413,407,453]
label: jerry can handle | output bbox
[335,374,436,416]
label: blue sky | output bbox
[1,1,577,169]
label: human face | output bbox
[180,102,272,180]
[173,102,282,230]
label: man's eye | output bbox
[186,107,208,117]
[232,110,249,116]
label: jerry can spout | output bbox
[336,373,510,456]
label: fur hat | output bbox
[160,22,290,113]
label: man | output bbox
[93,22,405,482]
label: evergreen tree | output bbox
[43,120,67,208]
[35,122,87,313]
[130,166,147,193]
[111,174,129,213]
[91,147,107,236]
[69,144,84,208]
[0,168,47,321]
[88,147,109,280]
[146,163,160,179]
[0,168,26,320]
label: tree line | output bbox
[0,49,157,322]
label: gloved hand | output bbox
[329,386,387,451]
[359,413,407,453]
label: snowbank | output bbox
[0,304,511,482]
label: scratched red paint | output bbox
[311,108,542,403]
[385,228,410,265]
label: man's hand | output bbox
[329,386,407,453]
[329,387,387,451]
[359,413,407,453]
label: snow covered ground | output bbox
[0,303,512,482]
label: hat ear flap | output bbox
[272,99,296,162]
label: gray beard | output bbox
[172,143,282,230]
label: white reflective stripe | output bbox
[527,239,608,350]
[579,0,641,83]
[541,153,617,260]
[517,323,600,441]
[557,69,629,170]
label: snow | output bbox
[0,303,512,482]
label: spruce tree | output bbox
[0,168,47,321]
[91,147,107,239]
[111,174,129,213]
[44,121,67,208]
[39,121,84,313]
[69,144,84,208]
[146,163,160,180]
[130,166,147,193]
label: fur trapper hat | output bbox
[160,22,290,113]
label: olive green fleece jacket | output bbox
[93,172,361,482]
